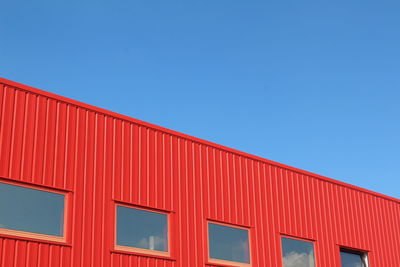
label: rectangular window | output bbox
[340,248,369,267]
[281,236,315,267]
[0,181,66,242]
[207,221,251,266]
[115,204,169,256]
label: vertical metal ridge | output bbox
[81,109,90,267]
[8,88,19,179]
[259,162,270,266]
[91,113,99,267]
[151,129,157,207]
[198,143,206,266]
[30,95,39,183]
[254,161,263,265]
[128,123,134,205]
[265,164,276,266]
[0,238,3,265]
[52,101,62,188]
[10,91,27,182]
[41,97,50,185]
[393,202,400,261]
[0,84,4,130]
[242,157,251,226]
[43,98,57,186]
[225,152,232,223]
[131,124,139,205]
[160,132,165,210]
[0,87,15,177]
[145,127,150,206]
[183,139,190,266]
[175,136,182,264]
[218,151,225,221]
[12,239,19,267]
[125,123,130,204]
[119,121,125,203]
[100,115,108,267]
[19,93,34,182]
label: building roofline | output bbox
[1,77,399,204]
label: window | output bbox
[340,248,369,267]
[207,222,251,266]
[0,181,66,242]
[115,205,169,256]
[281,237,315,267]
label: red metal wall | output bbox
[0,78,399,267]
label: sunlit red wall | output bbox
[0,78,399,267]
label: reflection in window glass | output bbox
[281,237,315,267]
[116,205,168,252]
[340,250,367,267]
[208,222,250,264]
[0,182,65,237]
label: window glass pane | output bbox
[0,182,65,237]
[281,237,315,267]
[116,205,168,252]
[208,222,250,264]
[340,251,366,267]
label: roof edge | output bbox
[1,77,399,204]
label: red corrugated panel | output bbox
[0,78,399,267]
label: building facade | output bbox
[0,78,399,267]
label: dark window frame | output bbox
[0,179,69,244]
[339,247,369,267]
[206,220,252,267]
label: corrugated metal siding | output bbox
[0,80,399,267]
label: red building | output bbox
[0,78,399,267]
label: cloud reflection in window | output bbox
[281,237,315,267]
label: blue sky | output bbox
[1,1,399,199]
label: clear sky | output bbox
[1,1,399,199]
